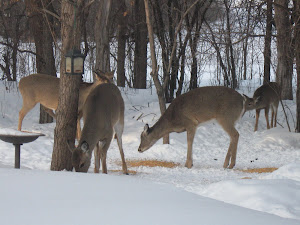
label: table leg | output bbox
[13,144,22,169]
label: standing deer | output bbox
[18,71,113,138]
[138,86,257,169]
[68,83,128,174]
[243,82,281,131]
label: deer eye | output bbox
[79,163,85,168]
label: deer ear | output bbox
[242,94,249,101]
[81,141,89,153]
[143,124,150,134]
[106,70,115,80]
[67,140,74,153]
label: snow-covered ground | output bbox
[0,79,299,224]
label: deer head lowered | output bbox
[68,83,128,174]
[243,82,281,131]
[18,71,114,139]
[138,86,257,169]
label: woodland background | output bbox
[1,0,300,170]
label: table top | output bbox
[0,131,45,145]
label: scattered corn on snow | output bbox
[0,80,299,224]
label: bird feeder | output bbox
[65,49,85,75]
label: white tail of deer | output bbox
[243,82,281,131]
[138,86,256,169]
[68,83,128,174]
[18,71,114,137]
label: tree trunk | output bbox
[25,0,56,124]
[224,0,237,89]
[274,0,293,100]
[95,0,112,73]
[176,34,189,97]
[117,0,127,87]
[243,0,253,80]
[204,19,230,86]
[144,0,169,144]
[51,0,85,171]
[263,0,272,84]
[295,0,300,132]
[133,0,147,89]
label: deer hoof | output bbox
[185,161,193,169]
[228,163,235,169]
[223,161,229,169]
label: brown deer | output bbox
[138,86,257,169]
[243,82,281,131]
[68,83,128,174]
[18,71,113,138]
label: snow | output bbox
[1,169,298,225]
[0,80,300,224]
[0,128,43,136]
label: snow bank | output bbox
[198,163,300,220]
[0,168,298,225]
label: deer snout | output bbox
[138,146,145,153]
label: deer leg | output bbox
[94,142,101,173]
[254,109,260,132]
[100,138,112,174]
[185,128,196,169]
[273,103,279,128]
[114,123,128,175]
[76,117,82,140]
[271,108,274,128]
[219,120,239,169]
[18,102,37,131]
[265,106,270,129]
[43,107,56,119]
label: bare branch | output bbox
[0,41,37,55]
[41,8,60,20]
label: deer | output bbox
[243,82,281,132]
[67,83,128,174]
[138,86,257,169]
[18,71,114,138]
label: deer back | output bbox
[19,74,60,110]
[253,82,281,109]
[79,83,124,151]
[165,86,245,128]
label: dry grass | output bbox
[238,167,278,174]
[109,170,137,175]
[117,160,179,168]
[114,160,278,176]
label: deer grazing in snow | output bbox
[68,83,128,174]
[18,71,114,138]
[243,82,281,132]
[138,86,258,169]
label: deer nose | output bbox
[138,147,142,152]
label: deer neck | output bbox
[150,113,173,140]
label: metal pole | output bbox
[13,144,22,169]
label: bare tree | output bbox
[133,0,147,89]
[0,1,27,81]
[25,0,57,125]
[51,0,87,171]
[116,0,127,87]
[295,0,300,132]
[224,0,237,89]
[263,0,273,84]
[94,0,112,73]
[274,0,293,100]
[144,0,169,144]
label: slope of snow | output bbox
[0,168,299,225]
